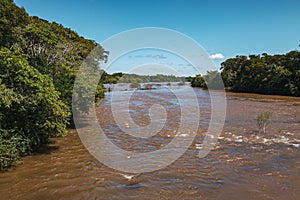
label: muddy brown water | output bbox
[0,86,299,200]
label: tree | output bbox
[220,51,300,96]
[0,0,110,170]
[0,0,29,47]
[203,70,223,90]
[0,47,69,169]
[190,74,205,87]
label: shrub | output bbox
[130,81,141,88]
[257,111,272,134]
[0,129,30,170]
[190,74,205,87]
[178,81,185,86]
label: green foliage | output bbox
[1,0,109,116]
[0,0,29,46]
[120,74,186,83]
[221,51,300,96]
[190,71,224,89]
[72,53,107,115]
[0,47,70,136]
[0,48,70,169]
[203,70,223,89]
[190,74,205,87]
[104,73,187,89]
[130,81,141,88]
[100,71,123,84]
[21,18,108,114]
[0,129,30,170]
[0,0,111,170]
[257,111,272,134]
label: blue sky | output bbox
[15,0,300,75]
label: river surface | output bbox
[1,86,300,200]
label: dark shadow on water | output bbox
[31,143,59,155]
[120,182,142,189]
[271,120,300,124]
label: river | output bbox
[0,86,299,200]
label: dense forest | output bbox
[0,0,108,170]
[190,51,300,96]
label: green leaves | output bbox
[190,71,224,90]
[0,0,29,46]
[190,74,205,87]
[0,129,30,170]
[0,0,110,170]
[220,51,300,96]
[0,47,70,169]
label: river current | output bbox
[1,86,299,199]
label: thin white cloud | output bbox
[129,54,167,59]
[208,53,225,60]
[152,54,167,59]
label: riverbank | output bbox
[225,91,300,102]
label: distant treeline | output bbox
[118,73,186,83]
[99,72,187,85]
[189,51,300,96]
[0,0,107,170]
